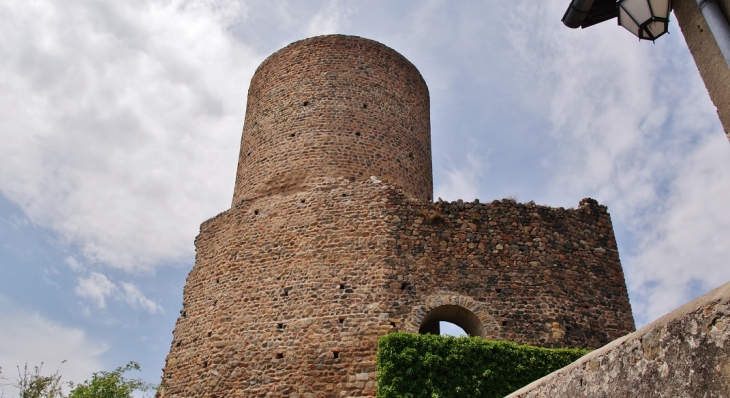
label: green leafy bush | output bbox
[376,333,588,398]
[68,362,155,398]
[1,361,155,398]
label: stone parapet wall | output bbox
[507,280,730,398]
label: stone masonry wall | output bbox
[231,35,432,205]
[159,179,635,398]
[382,195,635,349]
[161,179,397,398]
[507,280,730,398]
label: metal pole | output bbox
[697,0,730,68]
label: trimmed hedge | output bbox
[376,333,589,398]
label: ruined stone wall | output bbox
[382,196,635,349]
[674,0,730,141]
[232,35,432,205]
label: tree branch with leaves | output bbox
[0,361,156,398]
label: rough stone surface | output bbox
[158,35,635,398]
[507,281,730,398]
[232,34,432,205]
[674,0,730,141]
[389,195,634,348]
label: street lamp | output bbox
[562,0,730,65]
[617,0,672,41]
[562,0,672,41]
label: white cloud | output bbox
[306,0,353,36]
[74,272,162,313]
[627,133,730,321]
[435,152,487,202]
[65,256,84,272]
[120,282,163,314]
[74,272,116,309]
[0,0,263,273]
[41,267,61,289]
[0,297,106,397]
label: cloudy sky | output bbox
[2,0,729,394]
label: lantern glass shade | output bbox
[618,0,672,41]
[649,0,671,18]
[618,6,641,37]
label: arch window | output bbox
[439,322,467,337]
[418,305,484,337]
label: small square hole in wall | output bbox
[277,323,285,330]
[338,317,346,324]
[332,351,340,359]
[339,284,345,290]
[275,353,284,359]
[496,288,502,293]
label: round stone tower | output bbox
[159,35,635,398]
[232,35,433,205]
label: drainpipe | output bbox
[563,0,595,28]
[697,0,730,68]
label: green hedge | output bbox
[376,333,589,398]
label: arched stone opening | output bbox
[418,305,484,337]
[405,292,499,339]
